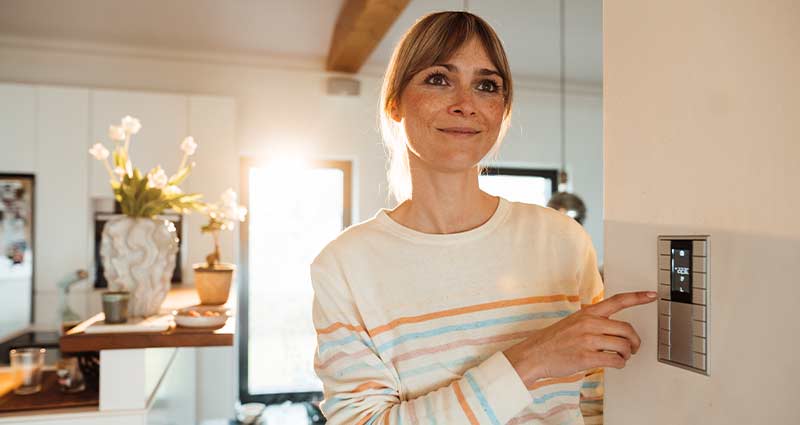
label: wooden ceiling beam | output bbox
[326,0,411,73]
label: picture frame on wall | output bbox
[0,173,35,341]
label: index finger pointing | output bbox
[584,291,657,317]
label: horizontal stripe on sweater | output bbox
[368,294,581,337]
[374,310,570,354]
[317,308,570,357]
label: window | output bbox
[479,167,558,206]
[239,158,352,409]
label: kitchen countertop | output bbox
[59,286,235,353]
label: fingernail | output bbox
[646,291,657,298]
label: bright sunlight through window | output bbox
[246,164,345,394]
[479,174,552,206]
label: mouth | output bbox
[437,127,481,135]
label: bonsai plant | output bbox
[194,189,247,305]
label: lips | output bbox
[437,127,481,135]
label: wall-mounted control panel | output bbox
[657,235,709,375]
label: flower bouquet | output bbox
[89,115,204,316]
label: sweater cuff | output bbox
[470,351,531,423]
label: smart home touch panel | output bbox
[657,235,709,375]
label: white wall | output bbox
[0,39,602,422]
[604,0,800,423]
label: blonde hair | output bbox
[379,11,514,204]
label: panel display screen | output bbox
[670,240,693,303]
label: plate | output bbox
[172,306,230,328]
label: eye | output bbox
[476,79,501,93]
[424,72,448,86]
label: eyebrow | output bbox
[433,63,503,79]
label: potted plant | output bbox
[89,116,203,316]
[194,189,247,305]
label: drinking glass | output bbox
[10,347,45,395]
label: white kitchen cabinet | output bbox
[35,86,90,294]
[0,84,36,173]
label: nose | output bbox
[447,88,477,117]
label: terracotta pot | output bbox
[193,263,235,305]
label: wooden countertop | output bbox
[60,286,235,353]
[0,371,98,415]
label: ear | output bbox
[389,100,402,123]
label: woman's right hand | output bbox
[502,291,657,388]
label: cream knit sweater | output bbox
[311,197,604,424]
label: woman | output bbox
[311,11,655,424]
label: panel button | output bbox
[692,320,706,337]
[659,314,671,330]
[692,240,707,257]
[692,272,707,289]
[659,255,671,270]
[692,256,707,273]
[659,300,671,315]
[693,353,707,370]
[658,270,670,285]
[693,336,706,354]
[658,284,671,300]
[692,288,707,305]
[658,344,671,360]
[692,305,706,321]
[659,329,670,346]
[658,239,671,255]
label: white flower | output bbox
[88,143,109,160]
[220,188,237,206]
[121,116,142,135]
[108,125,126,142]
[113,166,126,179]
[180,136,197,156]
[147,166,168,189]
[235,206,248,222]
[163,185,182,196]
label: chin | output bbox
[426,153,486,173]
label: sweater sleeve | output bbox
[576,230,605,423]
[310,255,532,425]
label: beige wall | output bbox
[604,0,800,423]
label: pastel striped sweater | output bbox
[311,197,604,424]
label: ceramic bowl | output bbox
[172,305,230,328]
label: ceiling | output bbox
[0,0,601,84]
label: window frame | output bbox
[237,157,352,407]
[479,166,559,197]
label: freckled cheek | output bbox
[482,99,505,130]
[401,92,446,130]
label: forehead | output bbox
[437,37,498,70]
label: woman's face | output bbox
[392,37,506,173]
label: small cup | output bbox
[102,291,130,324]
[10,347,45,395]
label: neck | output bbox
[388,159,499,234]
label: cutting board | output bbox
[83,314,174,334]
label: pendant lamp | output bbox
[547,0,587,224]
